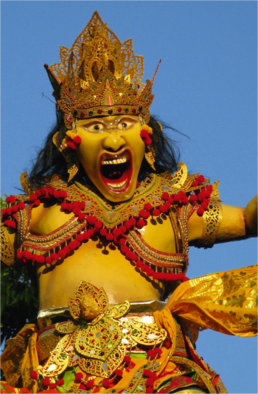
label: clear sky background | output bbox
[1,2,257,393]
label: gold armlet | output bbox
[1,226,15,266]
[197,200,222,248]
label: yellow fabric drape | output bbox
[154,265,257,357]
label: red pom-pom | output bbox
[30,194,37,202]
[79,201,85,210]
[197,207,204,216]
[49,383,57,389]
[154,348,162,357]
[165,340,172,349]
[146,268,155,277]
[34,199,41,207]
[136,260,144,268]
[76,233,84,242]
[130,217,136,226]
[9,195,16,203]
[67,141,77,150]
[87,215,97,225]
[189,194,198,202]
[112,228,121,236]
[103,379,111,388]
[182,196,189,205]
[140,129,149,139]
[143,369,152,378]
[57,379,64,387]
[119,238,126,246]
[139,210,150,219]
[141,264,149,272]
[137,218,146,228]
[124,355,131,363]
[58,249,66,259]
[164,202,171,211]
[168,196,174,204]
[197,175,205,183]
[86,379,94,389]
[159,205,167,213]
[83,231,90,240]
[146,378,155,387]
[121,245,129,255]
[51,253,58,262]
[162,192,169,201]
[45,256,52,265]
[147,350,155,360]
[42,377,50,386]
[100,228,107,236]
[201,199,209,210]
[69,240,77,251]
[30,370,37,380]
[60,190,68,198]
[192,180,198,187]
[115,369,123,377]
[126,250,134,260]
[37,255,45,264]
[152,209,160,216]
[145,137,152,145]
[6,208,12,215]
[144,203,152,211]
[53,190,61,199]
[61,202,68,211]
[67,203,74,212]
[75,372,83,382]
[35,189,42,197]
[73,207,81,216]
[79,383,86,390]
[124,220,132,229]
[106,233,114,241]
[132,253,138,262]
[73,136,82,145]
[11,205,18,213]
[95,220,103,230]
[78,213,86,222]
[63,245,71,255]
[119,225,126,234]
[1,208,6,216]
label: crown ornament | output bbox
[44,11,155,129]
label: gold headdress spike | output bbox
[44,11,154,129]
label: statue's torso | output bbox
[31,203,178,309]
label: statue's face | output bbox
[76,115,145,202]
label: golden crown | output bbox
[45,11,155,129]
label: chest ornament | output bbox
[3,164,218,283]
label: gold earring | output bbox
[145,146,156,171]
[62,150,80,182]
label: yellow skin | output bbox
[2,116,257,310]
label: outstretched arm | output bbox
[188,195,257,246]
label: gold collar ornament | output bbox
[37,282,167,381]
[44,11,155,129]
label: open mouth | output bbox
[100,150,132,192]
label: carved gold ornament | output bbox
[38,281,167,379]
[45,11,155,128]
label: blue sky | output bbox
[1,2,257,393]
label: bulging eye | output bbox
[118,119,135,130]
[84,123,105,133]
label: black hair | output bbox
[28,114,181,187]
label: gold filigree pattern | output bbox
[197,200,222,248]
[41,281,171,379]
[45,11,154,127]
[0,226,15,266]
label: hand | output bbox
[245,195,257,236]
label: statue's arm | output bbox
[188,195,257,246]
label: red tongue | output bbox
[108,171,122,179]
